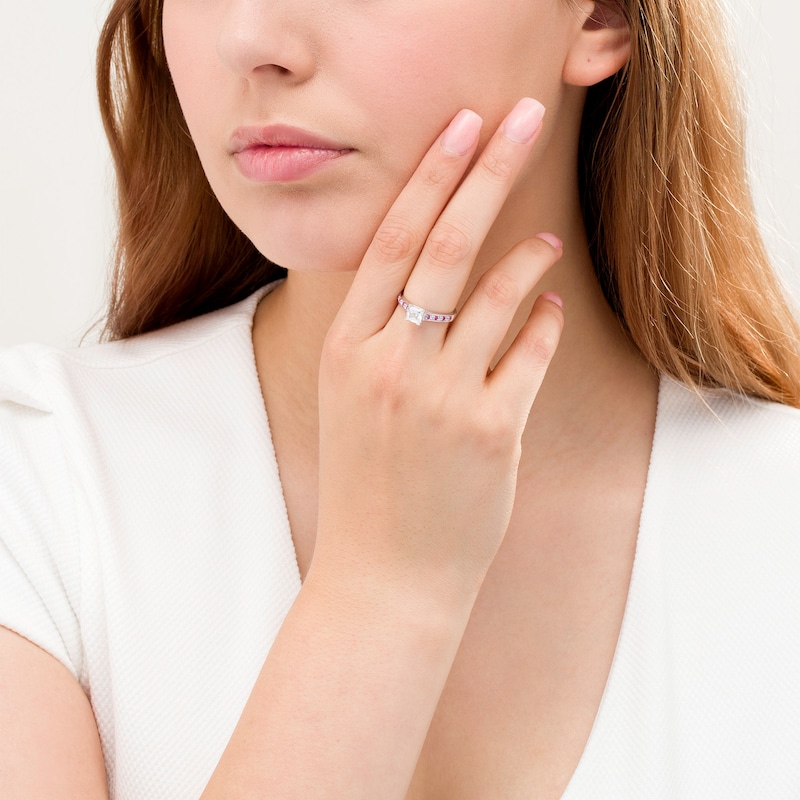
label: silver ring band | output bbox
[397,294,457,326]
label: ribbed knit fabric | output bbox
[562,377,800,798]
[1,283,799,798]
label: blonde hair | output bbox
[580,0,800,405]
[98,0,800,405]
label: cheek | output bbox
[157,0,570,272]
[162,4,224,155]
[340,1,563,168]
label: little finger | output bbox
[445,233,563,379]
[485,292,564,417]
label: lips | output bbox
[229,123,351,153]
[230,123,354,183]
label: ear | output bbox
[563,1,631,87]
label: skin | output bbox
[167,0,581,274]
[0,0,659,798]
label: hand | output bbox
[314,98,564,603]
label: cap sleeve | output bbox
[0,345,83,680]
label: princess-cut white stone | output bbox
[405,304,425,325]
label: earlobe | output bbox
[563,1,632,87]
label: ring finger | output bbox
[396,97,546,342]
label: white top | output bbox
[1,283,799,799]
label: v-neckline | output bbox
[560,374,673,797]
[243,280,670,797]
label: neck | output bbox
[252,166,658,457]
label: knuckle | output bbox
[365,349,417,410]
[471,408,518,455]
[420,162,452,191]
[479,270,520,311]
[480,148,515,182]
[420,392,451,430]
[425,221,473,268]
[372,219,417,263]
[521,325,559,363]
[321,327,356,371]
[369,369,405,409]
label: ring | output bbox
[397,293,457,326]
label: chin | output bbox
[247,226,370,274]
[239,201,387,274]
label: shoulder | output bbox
[8,284,268,375]
[642,375,800,639]
[654,375,800,503]
[0,284,273,420]
[659,373,800,443]
[643,375,800,603]
[0,284,278,678]
[0,283,277,535]
[0,345,83,678]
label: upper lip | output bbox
[229,124,352,154]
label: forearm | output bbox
[200,566,477,800]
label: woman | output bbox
[1,0,799,797]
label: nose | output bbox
[216,0,317,84]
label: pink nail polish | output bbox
[503,98,545,144]
[535,232,562,250]
[541,292,564,309]
[442,109,482,156]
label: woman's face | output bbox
[162,0,583,272]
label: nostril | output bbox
[254,63,292,77]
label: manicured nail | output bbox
[503,98,545,144]
[442,109,483,156]
[535,232,562,251]
[541,292,564,309]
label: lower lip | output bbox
[234,146,352,182]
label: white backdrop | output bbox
[1,0,798,347]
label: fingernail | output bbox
[503,98,546,144]
[541,292,564,309]
[535,232,562,251]
[442,109,483,156]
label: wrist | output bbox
[302,552,482,641]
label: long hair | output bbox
[96,0,282,338]
[579,0,800,405]
[97,0,800,406]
